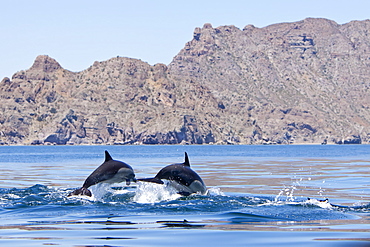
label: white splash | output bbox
[206,187,225,196]
[274,185,297,202]
[305,198,333,209]
[89,183,116,200]
[66,193,97,202]
[67,183,131,202]
[133,181,181,203]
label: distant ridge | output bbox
[1,18,370,145]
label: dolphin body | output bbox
[68,151,136,197]
[138,152,206,196]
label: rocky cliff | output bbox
[1,18,370,145]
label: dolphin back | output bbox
[68,187,92,197]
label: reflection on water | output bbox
[0,145,370,246]
[201,158,370,205]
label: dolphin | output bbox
[68,151,136,197]
[138,152,206,196]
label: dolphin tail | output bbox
[68,187,92,197]
[137,177,164,184]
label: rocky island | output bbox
[1,18,369,145]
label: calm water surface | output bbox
[0,145,369,246]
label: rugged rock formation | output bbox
[168,18,370,144]
[1,18,370,145]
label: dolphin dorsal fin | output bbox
[183,152,190,167]
[105,150,113,162]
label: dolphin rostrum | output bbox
[68,151,136,197]
[138,152,206,196]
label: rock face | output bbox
[1,18,370,145]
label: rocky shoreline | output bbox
[1,18,370,145]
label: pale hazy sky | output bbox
[1,0,369,79]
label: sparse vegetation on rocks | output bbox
[1,18,370,145]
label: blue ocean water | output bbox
[0,145,369,246]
